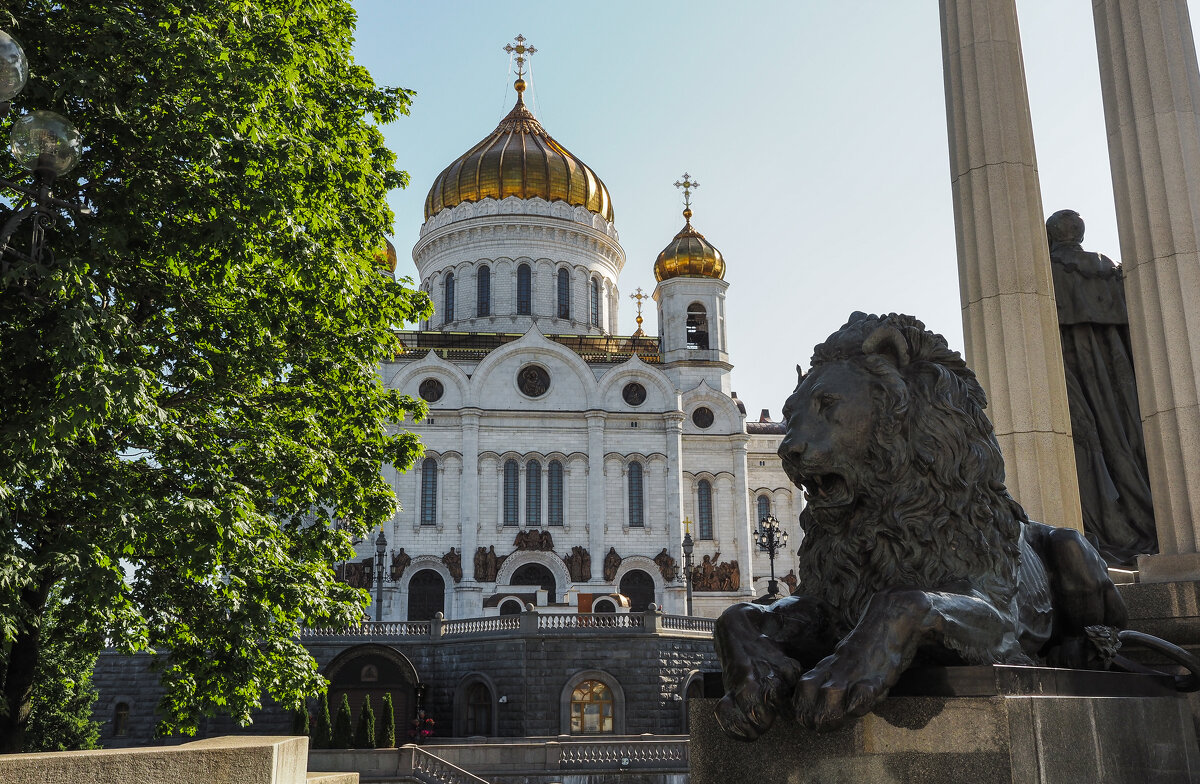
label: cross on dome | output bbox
[630,287,649,336]
[674,173,699,219]
[504,34,537,90]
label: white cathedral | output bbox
[353,48,801,621]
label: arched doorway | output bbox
[324,645,418,745]
[511,562,556,594]
[619,570,655,612]
[408,569,445,621]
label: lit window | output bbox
[526,460,542,526]
[698,480,713,539]
[420,458,437,526]
[517,264,532,315]
[548,461,564,526]
[477,265,491,317]
[557,268,571,319]
[503,460,519,526]
[570,680,614,734]
[628,462,644,528]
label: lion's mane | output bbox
[795,313,1027,650]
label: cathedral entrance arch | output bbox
[494,550,571,598]
[511,563,556,593]
[618,569,655,612]
[324,645,418,740]
[408,569,445,621]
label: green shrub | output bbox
[380,693,396,747]
[333,694,353,748]
[355,695,377,749]
[313,692,332,749]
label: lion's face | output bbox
[778,362,878,511]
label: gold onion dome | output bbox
[653,207,726,282]
[423,81,614,222]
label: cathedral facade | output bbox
[352,68,801,623]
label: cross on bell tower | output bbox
[630,287,649,337]
[674,173,699,220]
[504,34,537,95]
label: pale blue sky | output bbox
[351,1,1197,418]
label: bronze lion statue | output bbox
[715,312,1187,739]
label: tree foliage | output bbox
[0,0,430,751]
[332,694,352,749]
[21,590,101,751]
[379,692,395,748]
[354,693,375,749]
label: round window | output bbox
[517,364,551,397]
[418,378,444,403]
[622,382,647,406]
[692,407,714,428]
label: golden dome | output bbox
[373,238,398,272]
[653,209,725,281]
[423,86,614,223]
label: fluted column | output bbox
[730,437,755,596]
[663,411,686,613]
[460,409,481,581]
[586,411,607,575]
[940,0,1083,529]
[1092,0,1200,577]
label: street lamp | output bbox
[374,527,388,621]
[681,517,695,616]
[755,514,789,600]
[0,30,85,274]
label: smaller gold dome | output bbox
[374,238,398,272]
[653,212,725,282]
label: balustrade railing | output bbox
[402,745,489,784]
[298,610,711,639]
[558,740,689,769]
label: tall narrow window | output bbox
[548,460,564,526]
[503,460,519,526]
[698,480,713,539]
[517,264,532,315]
[686,302,709,349]
[757,494,771,522]
[113,703,130,737]
[557,268,571,319]
[589,277,600,326]
[628,462,644,528]
[443,273,455,324]
[476,265,491,317]
[526,460,542,526]
[420,458,438,526]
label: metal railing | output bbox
[393,330,662,364]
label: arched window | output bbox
[499,599,523,616]
[628,462,644,528]
[420,458,437,526]
[570,680,615,734]
[503,460,519,526]
[464,681,493,736]
[408,569,445,621]
[517,263,532,314]
[548,460,564,526]
[619,569,655,612]
[113,702,130,737]
[443,273,455,324]
[526,460,542,526]
[512,563,556,594]
[686,302,709,349]
[476,265,491,317]
[757,494,771,523]
[698,480,714,540]
[589,277,601,326]
[557,268,571,319]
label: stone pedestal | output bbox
[939,0,1082,530]
[690,667,1200,784]
[1092,0,1200,574]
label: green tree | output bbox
[21,590,101,751]
[313,691,332,750]
[379,692,396,748]
[0,0,430,752]
[354,693,376,749]
[290,703,310,737]
[332,694,353,749]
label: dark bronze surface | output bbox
[712,312,1189,740]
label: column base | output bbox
[1137,552,1200,583]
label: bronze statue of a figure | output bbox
[714,312,1192,740]
[1047,210,1155,564]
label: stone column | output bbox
[586,411,607,572]
[663,411,687,614]
[730,437,755,596]
[939,0,1083,529]
[1092,0,1200,578]
[460,409,481,581]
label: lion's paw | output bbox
[714,651,804,741]
[793,652,888,732]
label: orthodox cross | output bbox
[504,34,537,79]
[683,517,693,536]
[629,287,649,336]
[674,172,699,210]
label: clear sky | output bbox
[351,0,1199,420]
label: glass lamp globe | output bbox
[10,110,82,175]
[0,31,28,103]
